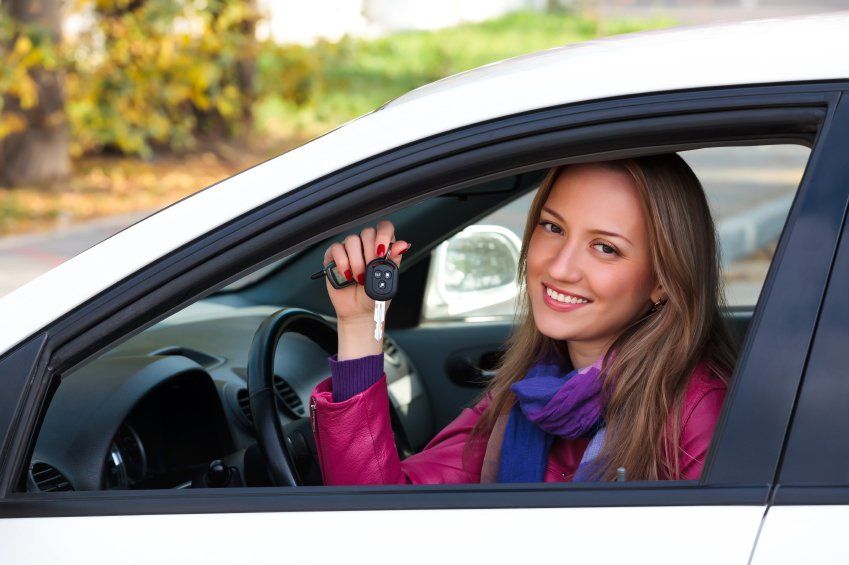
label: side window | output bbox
[422,145,810,321]
[19,143,814,496]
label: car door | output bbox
[750,89,849,564]
[0,84,845,564]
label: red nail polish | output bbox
[399,244,411,255]
[356,274,365,285]
[344,268,353,280]
[376,244,386,257]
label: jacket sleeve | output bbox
[678,385,728,480]
[310,375,490,485]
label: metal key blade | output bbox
[374,300,386,341]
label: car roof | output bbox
[1,12,847,357]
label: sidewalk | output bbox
[0,211,153,297]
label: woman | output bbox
[310,153,737,484]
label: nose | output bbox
[547,239,583,283]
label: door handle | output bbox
[445,349,503,387]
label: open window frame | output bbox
[1,82,848,518]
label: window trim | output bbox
[0,83,844,516]
[708,89,848,486]
[2,483,768,519]
[772,88,849,496]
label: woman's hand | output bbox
[323,220,410,360]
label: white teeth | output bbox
[546,286,588,304]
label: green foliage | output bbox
[0,190,26,231]
[253,9,676,139]
[66,0,259,157]
[0,15,63,137]
[1,5,675,157]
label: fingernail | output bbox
[344,268,353,281]
[398,243,412,255]
[376,244,386,256]
[356,274,365,285]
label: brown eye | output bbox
[592,242,618,256]
[538,220,562,234]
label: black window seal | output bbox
[0,82,843,515]
[769,89,849,496]
[773,485,849,506]
[706,90,847,487]
[0,483,768,519]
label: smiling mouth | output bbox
[543,283,591,305]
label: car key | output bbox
[364,251,399,341]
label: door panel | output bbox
[1,505,764,565]
[391,322,512,430]
[751,506,849,565]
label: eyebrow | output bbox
[541,207,633,246]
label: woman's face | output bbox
[526,164,662,357]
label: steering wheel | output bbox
[247,308,336,486]
[246,308,412,486]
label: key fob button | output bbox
[364,256,399,301]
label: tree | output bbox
[0,0,70,186]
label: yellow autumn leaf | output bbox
[13,36,33,57]
[13,74,39,109]
[0,113,28,138]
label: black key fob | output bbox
[364,256,399,301]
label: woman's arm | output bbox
[328,352,384,402]
[678,384,728,480]
[310,370,489,485]
[311,220,489,484]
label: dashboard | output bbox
[28,300,429,492]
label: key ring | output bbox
[309,261,356,289]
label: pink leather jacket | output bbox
[309,363,727,485]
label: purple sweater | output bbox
[328,353,385,402]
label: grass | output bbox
[0,9,676,236]
[255,10,676,139]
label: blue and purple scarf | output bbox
[497,355,607,483]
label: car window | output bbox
[20,143,813,495]
[422,144,810,321]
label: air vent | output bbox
[274,376,305,418]
[31,462,73,492]
[236,380,304,425]
[236,388,253,425]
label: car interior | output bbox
[24,142,810,493]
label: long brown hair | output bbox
[467,154,738,481]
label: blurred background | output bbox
[0,0,846,298]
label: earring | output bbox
[649,297,666,314]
